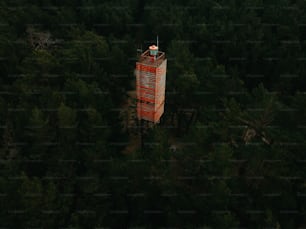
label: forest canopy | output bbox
[0,0,306,228]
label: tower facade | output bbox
[135,45,167,123]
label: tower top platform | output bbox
[138,49,166,67]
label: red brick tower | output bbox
[135,43,167,123]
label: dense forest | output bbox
[1,0,306,228]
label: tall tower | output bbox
[135,41,167,123]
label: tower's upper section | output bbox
[138,46,166,67]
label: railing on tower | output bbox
[138,50,165,66]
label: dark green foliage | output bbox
[0,0,306,228]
